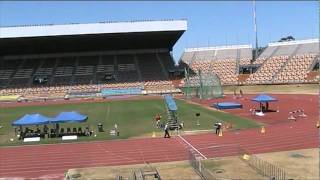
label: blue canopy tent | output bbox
[51,111,88,123]
[251,94,278,112]
[12,113,52,126]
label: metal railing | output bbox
[240,150,287,180]
[189,145,288,180]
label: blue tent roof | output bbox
[164,94,178,111]
[12,113,51,126]
[251,94,278,103]
[52,111,88,123]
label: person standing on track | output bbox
[155,114,161,128]
[214,122,222,135]
[164,123,170,138]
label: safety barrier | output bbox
[288,109,307,120]
[101,87,142,96]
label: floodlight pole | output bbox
[253,0,258,57]
[253,0,259,61]
[318,1,320,179]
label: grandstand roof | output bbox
[0,20,187,56]
[184,44,252,52]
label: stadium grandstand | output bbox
[0,2,319,179]
[180,38,319,86]
[0,20,187,100]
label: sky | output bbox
[0,1,318,60]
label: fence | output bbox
[241,153,286,180]
[183,69,223,100]
[188,145,287,180]
[188,149,217,180]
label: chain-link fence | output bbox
[183,69,223,100]
[188,144,287,180]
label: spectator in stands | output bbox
[164,123,170,138]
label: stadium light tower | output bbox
[253,0,259,61]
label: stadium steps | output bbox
[306,71,319,82]
[156,52,170,79]
[133,54,143,82]
[237,74,250,83]
[70,58,79,84]
[0,70,14,88]
[7,59,25,86]
[92,56,102,83]
[235,48,241,75]
[49,58,59,85]
[114,54,119,80]
[28,60,45,86]
[171,79,182,88]
[271,44,302,82]
[254,45,280,70]
[308,55,319,71]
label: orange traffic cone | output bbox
[261,126,265,134]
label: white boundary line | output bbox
[177,135,207,159]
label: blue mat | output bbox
[212,102,243,109]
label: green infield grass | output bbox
[0,98,259,146]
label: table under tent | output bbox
[251,94,278,116]
[12,111,88,142]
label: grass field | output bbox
[0,98,259,145]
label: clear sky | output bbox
[0,1,318,60]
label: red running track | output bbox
[0,120,317,179]
[0,94,318,179]
[190,94,318,125]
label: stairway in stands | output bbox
[238,74,250,84]
[306,71,319,82]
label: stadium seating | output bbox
[186,58,239,85]
[181,40,319,86]
[0,51,179,98]
[273,54,317,83]
[245,56,290,84]
[0,39,318,99]
[181,45,254,85]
